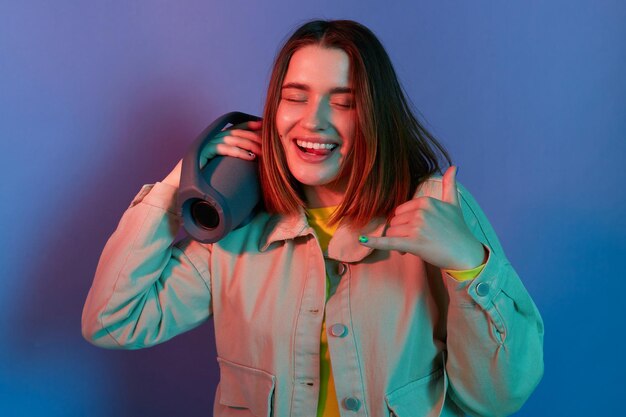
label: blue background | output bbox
[1,1,624,416]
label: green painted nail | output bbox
[358,235,368,243]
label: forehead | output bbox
[283,45,351,88]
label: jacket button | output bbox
[329,323,347,337]
[476,282,490,296]
[337,263,347,276]
[342,396,361,411]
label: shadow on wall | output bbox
[8,90,222,417]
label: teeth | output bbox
[296,139,337,150]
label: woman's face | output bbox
[275,45,356,204]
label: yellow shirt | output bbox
[305,206,341,417]
[305,206,486,417]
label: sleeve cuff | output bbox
[443,244,506,309]
[442,244,489,282]
[443,261,487,282]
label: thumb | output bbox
[442,165,460,206]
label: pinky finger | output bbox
[214,143,257,160]
[198,144,256,169]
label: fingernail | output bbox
[248,152,256,159]
[358,235,368,243]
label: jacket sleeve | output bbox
[443,182,544,417]
[81,182,213,349]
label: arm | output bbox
[358,166,544,415]
[83,120,264,350]
[81,181,213,349]
[443,182,544,417]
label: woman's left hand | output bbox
[359,166,487,270]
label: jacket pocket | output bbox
[217,357,276,417]
[385,366,447,417]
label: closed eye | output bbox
[283,97,307,103]
[331,94,354,109]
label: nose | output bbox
[301,97,330,131]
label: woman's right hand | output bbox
[162,119,263,188]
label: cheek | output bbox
[275,104,299,134]
[338,116,356,151]
[275,111,292,151]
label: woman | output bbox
[82,20,544,417]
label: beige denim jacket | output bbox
[82,176,544,417]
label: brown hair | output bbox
[259,19,451,228]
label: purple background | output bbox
[1,1,624,416]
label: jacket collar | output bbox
[259,209,310,252]
[259,208,388,263]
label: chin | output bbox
[291,170,339,187]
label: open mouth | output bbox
[294,139,339,156]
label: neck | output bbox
[303,184,345,208]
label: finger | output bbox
[228,120,263,132]
[214,143,257,160]
[199,143,256,168]
[384,225,412,238]
[216,143,256,160]
[228,128,262,144]
[205,132,262,156]
[358,235,412,252]
[245,120,263,130]
[394,196,436,216]
[221,134,262,155]
[442,165,459,206]
[389,211,419,227]
[214,128,262,144]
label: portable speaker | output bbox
[178,112,262,243]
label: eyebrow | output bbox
[281,82,353,95]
